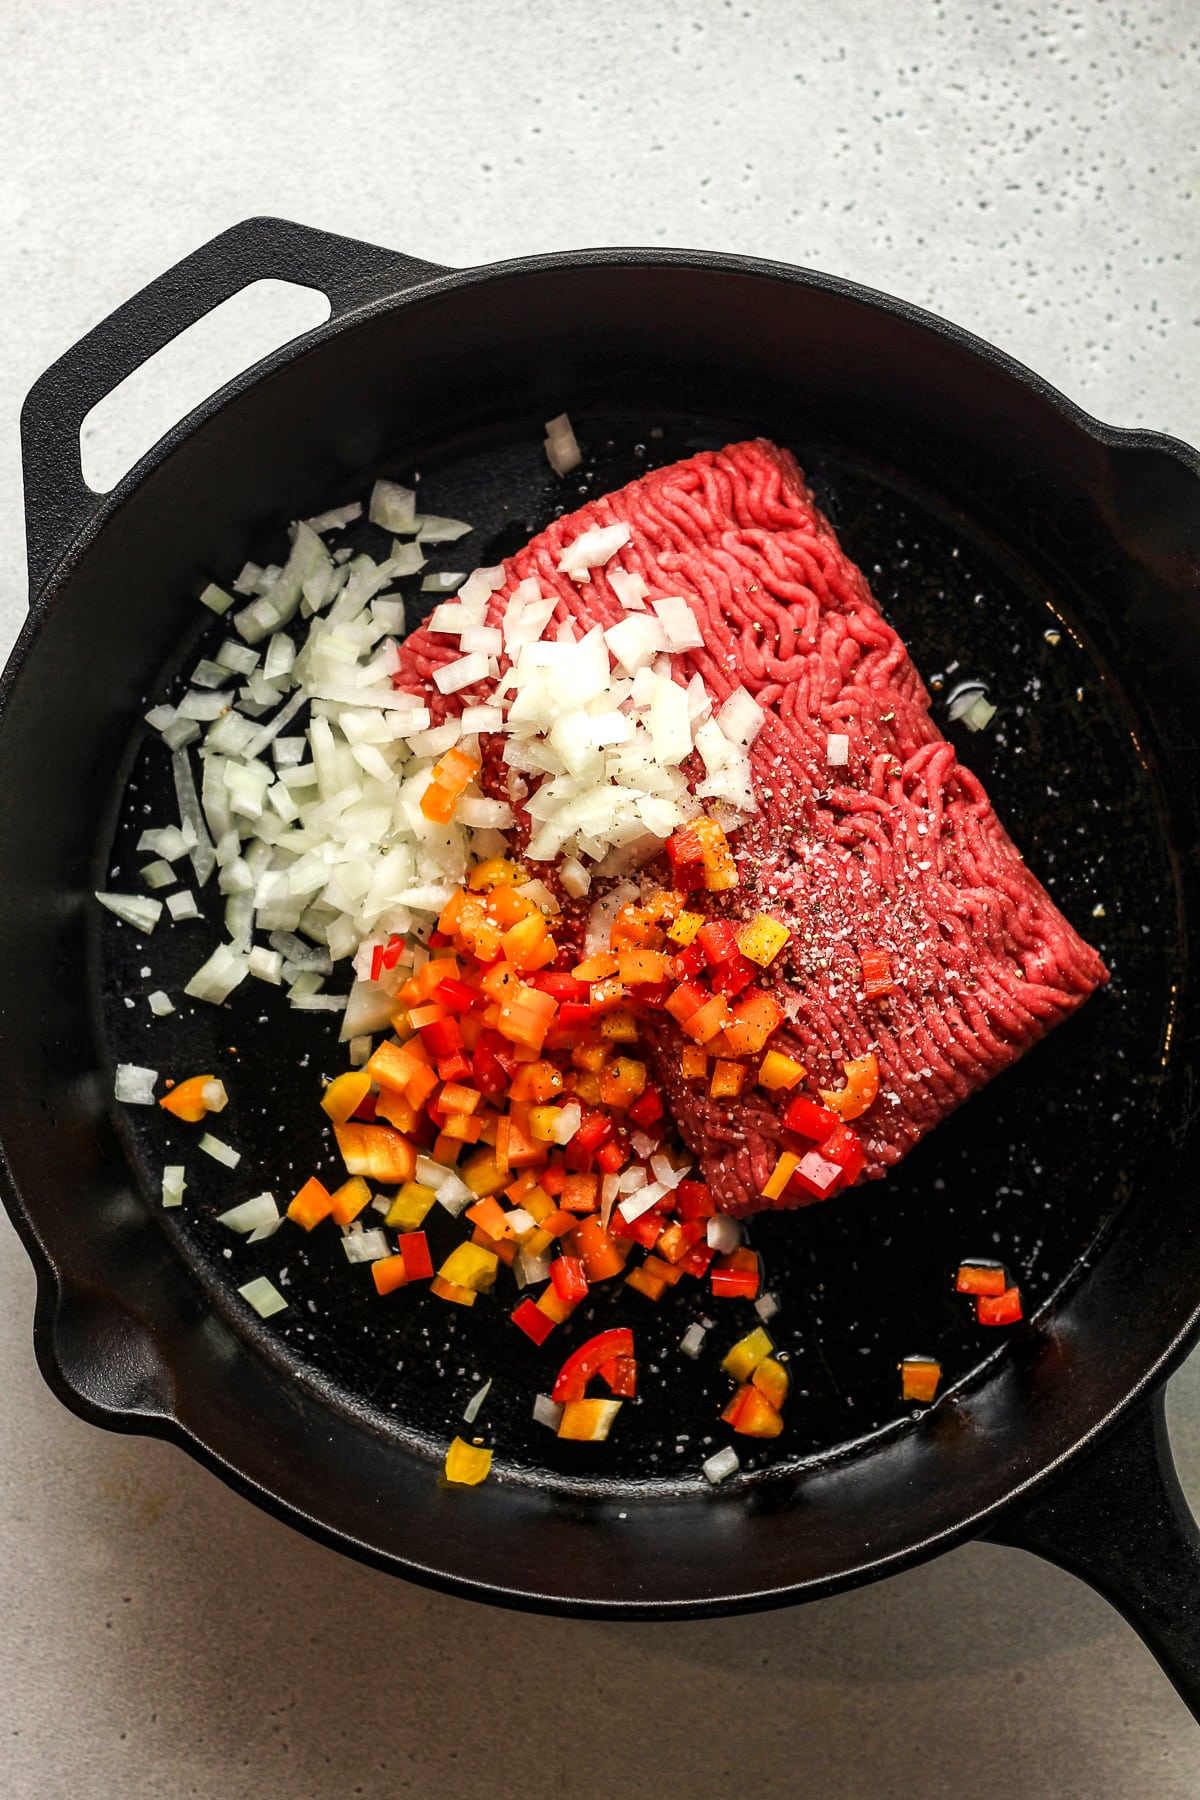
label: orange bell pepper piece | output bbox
[287,1175,334,1231]
[819,1053,881,1121]
[159,1074,216,1123]
[333,1122,415,1184]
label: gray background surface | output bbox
[1,2,1198,1794]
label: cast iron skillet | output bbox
[5,217,1200,1708]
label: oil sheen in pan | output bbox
[95,413,1177,1494]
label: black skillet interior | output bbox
[2,246,1196,1611]
[97,409,1176,1488]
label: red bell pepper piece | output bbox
[629,979,673,1009]
[598,1354,637,1398]
[787,1147,845,1201]
[672,943,707,982]
[977,1286,1023,1326]
[696,920,741,965]
[782,1095,843,1141]
[382,934,404,970]
[574,1111,614,1154]
[594,1138,627,1174]
[426,928,450,947]
[550,1255,589,1304]
[551,1328,635,1402]
[710,1253,760,1299]
[859,948,894,999]
[679,1239,715,1278]
[609,1209,664,1248]
[433,976,478,1012]
[351,1091,378,1122]
[512,1297,558,1345]
[398,1231,434,1281]
[370,944,385,982]
[708,953,757,998]
[555,1001,594,1031]
[675,1179,715,1220]
[626,1085,664,1128]
[819,1120,867,1183]
[420,1016,464,1061]
[531,971,591,1003]
[436,1051,473,1085]
[471,1034,509,1101]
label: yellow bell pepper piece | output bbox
[738,914,791,968]
[721,1326,775,1383]
[444,1437,493,1484]
[385,1180,437,1231]
[319,1068,372,1125]
[438,1241,499,1293]
[528,1105,563,1143]
[751,1357,790,1410]
[667,909,705,946]
[329,1176,372,1226]
[761,1151,800,1201]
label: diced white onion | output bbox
[199,1133,240,1168]
[368,480,416,533]
[544,412,582,476]
[679,1322,708,1359]
[463,1377,493,1424]
[147,990,175,1016]
[558,522,631,583]
[185,943,248,1004]
[238,1275,287,1318]
[416,515,472,543]
[706,1214,740,1253]
[755,1292,780,1322]
[95,891,163,935]
[826,732,849,767]
[305,501,362,534]
[703,1447,740,1485]
[114,1063,157,1105]
[200,1079,228,1113]
[199,583,235,614]
[217,1193,279,1234]
[140,860,176,890]
[166,890,200,922]
[433,652,488,694]
[533,1394,564,1431]
[717,687,766,748]
[652,596,704,651]
[342,1228,390,1263]
[161,1164,186,1208]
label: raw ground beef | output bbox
[393,440,1108,1216]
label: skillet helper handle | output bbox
[987,1386,1200,1721]
[20,214,449,599]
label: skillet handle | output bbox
[20,214,449,599]
[985,1385,1200,1720]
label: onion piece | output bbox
[199,1133,240,1168]
[147,990,175,1017]
[702,1447,740,1485]
[161,1164,186,1208]
[200,582,236,614]
[184,943,249,1004]
[368,480,416,533]
[217,1193,279,1234]
[95,891,163,935]
[463,1378,492,1424]
[415,515,472,543]
[543,412,582,475]
[754,1292,780,1322]
[679,1322,707,1359]
[238,1275,287,1318]
[166,890,200,923]
[557,521,630,583]
[826,732,849,767]
[706,1215,740,1253]
[114,1063,157,1105]
[342,1228,390,1263]
[533,1394,564,1432]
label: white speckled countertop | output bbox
[1,2,1198,1793]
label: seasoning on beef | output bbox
[393,440,1108,1217]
